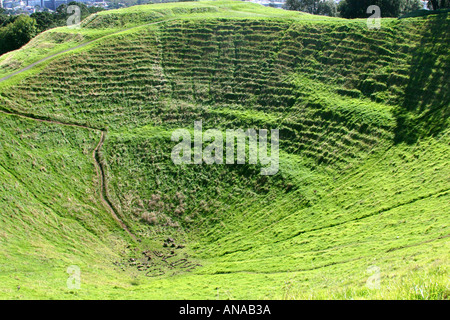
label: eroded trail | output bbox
[0,106,137,241]
[93,130,137,241]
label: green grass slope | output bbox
[0,1,448,299]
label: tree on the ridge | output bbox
[316,0,338,17]
[0,15,38,55]
[427,0,450,10]
[283,0,337,16]
[400,0,426,14]
[338,0,403,18]
[338,0,448,18]
[30,11,58,33]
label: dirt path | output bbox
[92,130,137,241]
[0,106,137,241]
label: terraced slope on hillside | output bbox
[0,1,448,299]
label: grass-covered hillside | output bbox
[0,1,448,299]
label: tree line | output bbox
[283,0,449,17]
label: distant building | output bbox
[23,5,36,13]
[3,0,14,9]
[242,0,286,9]
[1,0,106,14]
[27,0,42,6]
